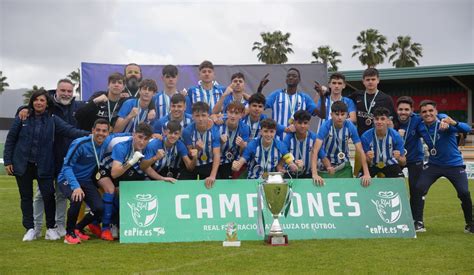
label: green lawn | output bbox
[0,175,472,273]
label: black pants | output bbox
[60,181,104,235]
[158,167,182,179]
[180,163,213,180]
[369,164,404,178]
[412,164,472,224]
[217,162,233,179]
[404,161,424,221]
[16,162,56,230]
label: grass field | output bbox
[0,175,473,273]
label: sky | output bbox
[0,0,473,90]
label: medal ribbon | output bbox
[424,120,439,151]
[261,139,273,173]
[91,135,101,172]
[331,123,345,160]
[107,99,119,123]
[374,130,388,165]
[364,90,379,115]
[285,90,298,121]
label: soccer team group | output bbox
[3,61,473,245]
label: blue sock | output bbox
[102,193,114,230]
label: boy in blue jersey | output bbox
[217,101,250,179]
[152,65,182,120]
[213,72,250,114]
[141,121,197,179]
[312,102,371,185]
[186,60,224,121]
[58,119,111,244]
[153,93,193,135]
[283,110,331,179]
[232,118,300,179]
[361,107,406,178]
[316,72,357,125]
[114,79,157,133]
[181,102,221,188]
[412,100,473,233]
[259,68,326,133]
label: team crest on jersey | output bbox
[127,194,159,227]
[371,191,402,224]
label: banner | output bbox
[120,178,416,243]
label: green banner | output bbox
[120,178,416,243]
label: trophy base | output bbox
[223,241,241,247]
[265,234,288,246]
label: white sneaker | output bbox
[111,224,119,239]
[45,228,61,240]
[23,229,37,242]
[56,225,66,237]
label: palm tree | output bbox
[352,29,388,68]
[68,68,81,95]
[311,46,342,72]
[252,31,294,64]
[0,71,9,94]
[388,35,423,68]
[23,85,44,104]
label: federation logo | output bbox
[127,194,159,227]
[371,191,402,224]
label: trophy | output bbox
[262,172,290,246]
[223,222,241,247]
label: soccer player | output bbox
[152,65,180,120]
[232,118,300,179]
[283,110,330,179]
[360,107,406,178]
[58,119,112,244]
[76,72,126,130]
[186,60,225,117]
[261,68,326,136]
[349,68,396,176]
[316,72,356,125]
[141,121,197,179]
[311,102,371,185]
[217,101,250,179]
[412,100,473,233]
[181,102,221,188]
[114,79,157,133]
[213,72,249,114]
[153,93,192,135]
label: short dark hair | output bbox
[170,93,186,104]
[166,120,182,133]
[93,118,110,129]
[260,118,277,130]
[28,89,54,113]
[124,63,141,75]
[226,101,245,113]
[57,78,74,87]
[192,102,210,114]
[248,93,266,105]
[135,122,153,137]
[419,99,437,109]
[162,65,178,77]
[293,110,311,122]
[288,67,301,78]
[199,60,214,71]
[108,72,124,84]
[231,72,245,81]
[139,79,158,92]
[372,107,390,118]
[363,68,379,78]
[331,101,348,113]
[397,96,414,108]
[329,72,345,82]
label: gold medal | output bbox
[376,162,385,169]
[262,172,269,179]
[95,172,101,181]
[201,154,208,161]
[337,152,346,160]
[288,118,294,124]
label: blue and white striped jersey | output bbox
[182,122,221,166]
[218,120,250,164]
[316,96,356,127]
[186,81,225,114]
[117,98,152,133]
[109,138,146,176]
[152,113,193,134]
[143,138,189,171]
[361,128,405,167]
[100,135,133,170]
[240,114,285,141]
[242,137,289,179]
[283,131,325,175]
[222,93,249,113]
[152,91,178,120]
[317,119,361,165]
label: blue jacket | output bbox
[3,113,89,179]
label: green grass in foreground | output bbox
[0,175,473,273]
